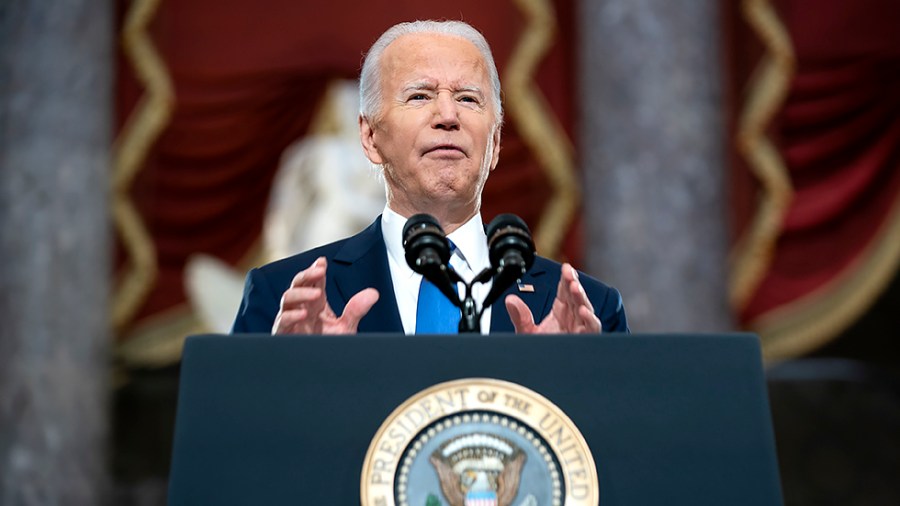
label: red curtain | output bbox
[725,0,900,344]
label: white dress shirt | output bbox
[381,206,493,334]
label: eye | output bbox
[408,93,429,101]
[459,95,479,104]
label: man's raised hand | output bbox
[505,263,601,334]
[272,257,379,335]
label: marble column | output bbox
[0,0,112,504]
[578,0,733,332]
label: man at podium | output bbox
[231,20,628,336]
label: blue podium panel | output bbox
[169,333,783,505]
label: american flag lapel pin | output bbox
[517,281,534,293]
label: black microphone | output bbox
[482,214,536,307]
[402,214,461,307]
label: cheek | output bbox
[381,121,418,155]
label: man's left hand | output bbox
[505,263,602,334]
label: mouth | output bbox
[424,144,467,158]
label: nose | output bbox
[431,92,460,131]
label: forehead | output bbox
[380,33,489,89]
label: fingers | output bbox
[290,257,327,289]
[338,288,380,332]
[287,257,330,316]
[559,264,589,305]
[273,257,330,335]
[280,286,324,306]
[505,294,538,334]
[272,308,308,334]
[275,255,380,335]
[548,264,577,327]
[578,305,602,333]
[559,264,600,333]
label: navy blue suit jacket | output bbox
[232,217,628,334]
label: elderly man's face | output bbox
[360,33,501,220]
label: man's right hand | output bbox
[272,257,379,335]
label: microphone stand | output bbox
[443,267,495,333]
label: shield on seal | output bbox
[430,433,525,506]
[465,488,498,506]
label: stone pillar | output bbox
[0,0,112,504]
[578,0,733,331]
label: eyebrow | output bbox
[402,82,484,96]
[456,86,484,96]
[402,82,434,93]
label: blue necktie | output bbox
[415,244,460,334]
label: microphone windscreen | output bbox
[486,213,530,242]
[403,213,442,244]
[402,213,451,273]
[486,214,535,271]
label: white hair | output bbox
[358,20,503,127]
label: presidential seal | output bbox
[361,379,598,506]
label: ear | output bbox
[489,125,502,171]
[358,114,384,165]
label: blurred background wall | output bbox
[1,0,898,504]
[1,0,111,503]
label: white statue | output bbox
[185,80,386,333]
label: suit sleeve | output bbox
[576,271,629,334]
[596,285,629,333]
[231,267,280,334]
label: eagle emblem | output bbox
[361,379,596,506]
[429,433,528,506]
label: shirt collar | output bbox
[446,212,490,274]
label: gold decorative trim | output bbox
[732,0,900,359]
[112,0,174,329]
[115,239,267,368]
[730,0,795,310]
[754,195,900,361]
[116,305,205,368]
[114,82,342,368]
[507,0,579,259]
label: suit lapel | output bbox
[489,262,552,333]
[330,217,404,333]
